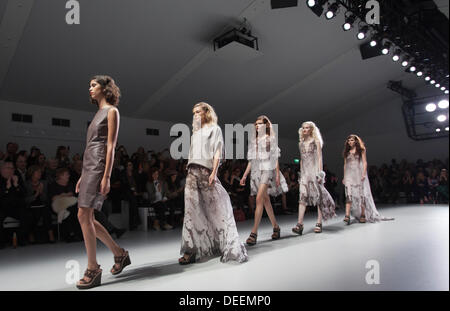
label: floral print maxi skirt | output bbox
[181,164,248,263]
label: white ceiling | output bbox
[0,0,447,139]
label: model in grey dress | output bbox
[78,106,112,210]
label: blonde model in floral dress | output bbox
[292,121,336,235]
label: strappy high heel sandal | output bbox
[343,215,351,226]
[271,226,281,240]
[292,223,304,235]
[178,253,196,265]
[246,232,257,246]
[314,223,322,233]
[111,248,131,275]
[359,215,366,223]
[76,265,102,290]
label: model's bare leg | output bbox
[78,207,98,271]
[251,184,269,234]
[263,194,278,228]
[93,219,122,256]
[297,203,307,224]
[345,202,351,217]
[317,207,323,224]
[281,193,287,212]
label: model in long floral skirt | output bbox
[179,102,248,264]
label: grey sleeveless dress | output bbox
[78,106,113,210]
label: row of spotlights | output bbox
[425,100,449,112]
[437,114,448,122]
[309,0,449,94]
[436,127,449,132]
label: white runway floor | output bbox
[0,204,448,291]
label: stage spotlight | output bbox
[325,2,339,20]
[426,103,437,112]
[392,49,401,62]
[437,114,447,122]
[408,64,417,72]
[436,128,441,132]
[382,42,391,55]
[357,26,369,40]
[416,66,423,77]
[425,76,431,81]
[370,37,378,47]
[441,86,446,91]
[307,0,317,7]
[307,0,327,17]
[435,83,441,88]
[401,56,410,67]
[343,14,356,31]
[446,127,449,131]
[430,80,436,85]
[438,100,449,109]
[446,90,449,94]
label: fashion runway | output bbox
[0,204,447,291]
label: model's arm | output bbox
[243,162,252,179]
[361,150,368,180]
[209,126,224,186]
[317,141,323,172]
[100,108,120,195]
[275,159,280,186]
[209,148,221,186]
[342,157,346,185]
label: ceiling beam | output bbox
[0,0,35,89]
[132,0,269,117]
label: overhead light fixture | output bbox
[437,114,447,122]
[370,37,378,47]
[307,0,317,7]
[441,86,446,91]
[446,126,449,131]
[438,100,449,109]
[425,103,437,112]
[445,90,449,95]
[430,80,436,85]
[343,14,356,31]
[409,64,417,72]
[325,2,339,20]
[357,26,369,40]
[435,83,441,88]
[306,0,327,17]
[382,42,391,55]
[401,56,410,67]
[425,76,431,81]
[392,49,401,62]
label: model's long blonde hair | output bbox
[192,102,218,131]
[298,121,324,148]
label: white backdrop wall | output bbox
[0,100,176,158]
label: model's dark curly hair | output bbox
[89,75,121,107]
[343,134,366,159]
